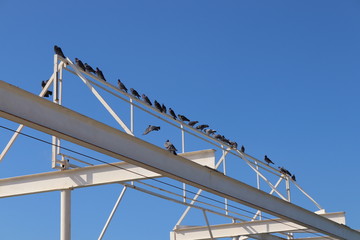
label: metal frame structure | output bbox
[0,54,359,240]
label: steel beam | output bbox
[0,81,359,240]
[171,212,345,240]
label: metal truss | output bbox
[0,54,359,240]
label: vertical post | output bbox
[181,124,186,203]
[130,98,134,133]
[52,54,59,169]
[286,177,291,202]
[60,190,71,240]
[222,146,228,215]
[255,160,261,219]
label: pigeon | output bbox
[196,124,209,130]
[214,134,224,141]
[95,67,106,81]
[178,114,190,122]
[278,167,291,176]
[142,94,152,106]
[222,137,232,145]
[161,104,167,113]
[164,140,177,155]
[240,145,245,153]
[264,155,274,165]
[169,108,177,119]
[54,45,66,58]
[117,79,128,92]
[291,174,296,181]
[41,80,52,98]
[75,58,85,71]
[283,168,292,176]
[130,88,141,98]
[188,121,199,127]
[230,141,238,149]
[154,100,163,112]
[142,125,160,135]
[84,63,96,74]
[204,129,216,135]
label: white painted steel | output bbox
[0,81,358,240]
[60,190,71,240]
[171,212,345,240]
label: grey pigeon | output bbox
[169,108,177,119]
[204,129,216,135]
[240,145,245,153]
[178,114,190,122]
[264,155,274,165]
[154,100,163,112]
[142,125,160,135]
[117,79,128,92]
[164,140,177,155]
[54,45,66,58]
[96,67,106,81]
[188,121,199,127]
[161,104,167,113]
[130,88,141,98]
[75,58,85,71]
[142,94,152,106]
[84,63,96,74]
[196,124,209,130]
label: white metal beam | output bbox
[171,212,345,240]
[0,81,358,240]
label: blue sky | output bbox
[0,1,359,239]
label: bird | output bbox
[204,129,216,135]
[178,114,190,122]
[291,174,296,181]
[222,137,232,145]
[164,140,177,155]
[214,134,224,141]
[230,141,238,149]
[240,145,245,153]
[196,124,209,130]
[84,63,96,74]
[264,155,274,165]
[117,79,128,92]
[75,58,85,71]
[130,88,141,98]
[54,45,66,58]
[169,108,177,119]
[41,80,52,98]
[161,104,167,113]
[188,121,199,127]
[154,100,163,112]
[95,67,106,81]
[278,167,290,176]
[142,125,160,135]
[142,94,152,106]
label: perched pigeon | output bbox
[188,121,199,127]
[196,124,209,130]
[154,100,163,112]
[41,80,52,98]
[169,108,177,119]
[142,125,160,135]
[130,88,141,98]
[84,63,96,74]
[96,67,106,81]
[214,134,223,141]
[278,167,292,176]
[164,140,177,155]
[161,104,167,113]
[117,79,128,92]
[142,94,152,106]
[204,129,216,135]
[230,141,238,149]
[222,137,232,145]
[291,174,296,181]
[240,145,245,153]
[75,58,85,71]
[178,114,190,122]
[54,45,66,58]
[264,155,274,165]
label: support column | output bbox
[60,190,71,240]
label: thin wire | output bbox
[0,124,336,240]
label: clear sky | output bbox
[0,1,359,239]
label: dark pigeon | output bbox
[240,145,245,153]
[164,140,177,155]
[142,125,160,135]
[169,108,177,119]
[188,121,199,127]
[142,94,152,106]
[84,63,96,74]
[204,129,216,135]
[161,104,167,113]
[117,79,128,92]
[278,167,292,176]
[214,134,224,141]
[178,114,190,122]
[96,67,106,81]
[75,58,85,71]
[196,124,209,130]
[154,100,163,112]
[291,174,296,181]
[230,141,238,149]
[264,155,274,165]
[222,136,232,145]
[130,88,141,98]
[54,45,66,58]
[41,80,52,98]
